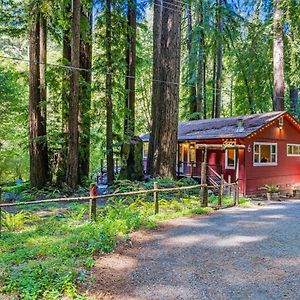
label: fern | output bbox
[1,210,40,231]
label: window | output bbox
[253,142,277,166]
[189,144,196,164]
[287,144,300,156]
[143,142,148,159]
[225,149,236,169]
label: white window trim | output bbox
[287,143,300,157]
[253,142,277,166]
[225,149,236,170]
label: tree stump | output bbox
[119,136,144,181]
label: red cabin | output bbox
[142,111,300,196]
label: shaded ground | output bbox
[84,201,300,300]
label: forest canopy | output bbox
[0,0,299,186]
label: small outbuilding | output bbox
[142,111,300,195]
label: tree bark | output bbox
[29,11,49,188]
[273,0,285,111]
[212,54,216,118]
[152,0,182,178]
[196,0,204,119]
[215,0,223,118]
[106,0,114,185]
[79,5,92,184]
[147,0,162,175]
[67,0,81,189]
[124,0,136,137]
[186,1,197,118]
[203,52,207,119]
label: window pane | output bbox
[254,154,259,163]
[254,144,259,154]
[271,154,276,163]
[190,145,196,162]
[227,149,235,167]
[271,145,276,154]
[288,145,292,154]
[260,145,271,163]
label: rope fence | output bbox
[0,181,239,237]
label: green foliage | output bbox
[0,194,213,299]
[261,184,280,193]
[1,210,41,231]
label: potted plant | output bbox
[261,184,280,200]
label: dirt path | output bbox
[85,201,300,300]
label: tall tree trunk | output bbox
[67,0,81,189]
[29,11,49,188]
[124,0,136,137]
[39,15,49,180]
[203,52,207,119]
[273,0,285,111]
[186,1,197,118]
[212,54,216,118]
[79,6,92,184]
[196,0,204,119]
[152,0,182,178]
[106,0,114,185]
[290,87,298,117]
[215,0,222,118]
[147,0,162,175]
[230,75,233,116]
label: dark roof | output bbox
[141,111,287,142]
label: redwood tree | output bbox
[147,0,162,175]
[79,5,92,184]
[215,0,223,118]
[106,0,114,185]
[186,1,197,118]
[29,10,49,188]
[150,0,182,178]
[67,0,81,189]
[124,0,136,137]
[273,0,285,111]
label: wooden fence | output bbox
[0,181,239,236]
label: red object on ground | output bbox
[90,185,98,197]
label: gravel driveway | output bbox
[87,201,300,300]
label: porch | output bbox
[176,143,245,187]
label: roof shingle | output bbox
[141,111,286,141]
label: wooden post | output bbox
[235,182,239,206]
[89,184,97,222]
[218,174,224,207]
[154,181,159,214]
[234,148,240,206]
[201,146,208,207]
[228,174,231,198]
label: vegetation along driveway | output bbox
[86,201,300,300]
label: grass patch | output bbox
[0,196,213,299]
[208,194,234,206]
[238,196,253,208]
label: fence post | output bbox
[235,182,239,206]
[89,184,97,222]
[228,175,231,197]
[154,181,159,214]
[218,174,224,208]
[201,162,208,207]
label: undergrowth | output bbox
[0,195,212,300]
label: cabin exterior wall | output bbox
[242,114,300,195]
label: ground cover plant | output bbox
[0,188,213,299]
